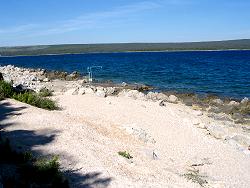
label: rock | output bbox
[13,84,34,93]
[228,100,240,106]
[119,90,145,100]
[121,82,127,87]
[156,93,168,101]
[146,92,158,101]
[43,78,50,82]
[206,124,228,139]
[0,72,3,81]
[212,99,224,105]
[105,87,116,95]
[167,95,178,103]
[231,135,250,147]
[65,88,78,95]
[84,87,95,94]
[96,90,106,98]
[193,111,203,116]
[78,88,86,95]
[159,100,166,107]
[241,97,249,104]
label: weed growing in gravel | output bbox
[118,151,133,159]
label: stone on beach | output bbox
[96,90,106,98]
[167,95,178,103]
[241,97,249,104]
[206,124,228,139]
[212,98,224,105]
[228,100,240,106]
[78,88,86,95]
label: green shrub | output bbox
[0,81,14,100]
[39,88,53,97]
[13,92,58,110]
[118,151,133,159]
[0,135,69,187]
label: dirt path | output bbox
[1,95,250,187]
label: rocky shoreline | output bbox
[1,64,250,154]
[1,64,249,123]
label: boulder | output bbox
[13,84,34,93]
[231,135,250,147]
[96,90,106,98]
[84,87,95,94]
[212,99,224,105]
[146,92,158,101]
[43,78,50,82]
[159,100,166,107]
[156,93,168,101]
[228,100,240,106]
[167,95,178,103]
[121,82,127,87]
[105,87,116,95]
[241,97,249,104]
[206,124,228,139]
[78,88,86,95]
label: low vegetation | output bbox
[183,169,208,187]
[0,81,13,100]
[13,92,58,110]
[39,88,53,97]
[0,135,69,187]
[118,151,133,159]
[0,81,58,110]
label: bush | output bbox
[0,81,14,100]
[13,92,58,110]
[0,135,69,187]
[118,151,133,159]
[39,88,53,97]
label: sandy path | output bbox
[1,95,250,187]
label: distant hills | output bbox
[0,39,250,56]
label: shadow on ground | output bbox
[0,100,112,187]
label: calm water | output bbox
[0,50,250,99]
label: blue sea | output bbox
[0,50,250,99]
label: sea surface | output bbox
[0,50,250,99]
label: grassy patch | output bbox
[118,151,133,159]
[39,88,53,97]
[183,169,208,187]
[12,92,58,110]
[0,81,14,100]
[0,81,58,110]
[0,136,69,187]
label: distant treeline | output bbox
[1,39,250,56]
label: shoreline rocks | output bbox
[1,64,249,126]
[1,64,250,156]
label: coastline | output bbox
[1,64,250,187]
[1,48,250,58]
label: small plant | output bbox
[39,88,53,97]
[0,134,69,187]
[0,80,14,100]
[12,92,58,110]
[118,151,133,159]
[183,169,208,187]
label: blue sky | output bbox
[0,0,250,46]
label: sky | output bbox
[0,0,250,46]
